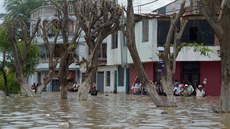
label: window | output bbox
[157,20,170,46]
[68,20,74,33]
[68,5,73,14]
[98,43,107,60]
[181,20,214,45]
[118,66,124,86]
[142,19,149,42]
[112,32,118,49]
[106,71,110,86]
[182,62,200,86]
[189,27,198,42]
[102,44,107,59]
[114,71,117,88]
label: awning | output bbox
[36,63,80,71]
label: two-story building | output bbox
[28,4,86,91]
[28,1,117,93]
[104,0,221,96]
[28,0,221,96]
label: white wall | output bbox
[176,46,220,61]
[27,73,38,86]
[126,18,159,64]
[98,66,116,93]
[97,65,126,93]
[107,33,122,65]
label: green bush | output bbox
[0,72,20,94]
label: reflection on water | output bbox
[0,92,230,129]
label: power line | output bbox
[134,0,159,7]
[133,0,159,14]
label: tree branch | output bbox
[200,0,223,42]
[163,0,187,61]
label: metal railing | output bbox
[30,5,74,19]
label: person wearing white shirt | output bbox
[196,85,205,97]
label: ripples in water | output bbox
[0,92,229,129]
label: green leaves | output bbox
[3,0,43,23]
[186,42,213,56]
[0,28,11,52]
[18,41,40,77]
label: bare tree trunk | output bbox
[161,64,175,106]
[78,67,97,100]
[78,49,98,100]
[36,75,51,97]
[160,0,186,106]
[126,42,165,106]
[219,3,230,112]
[59,51,70,99]
[126,0,165,107]
[36,68,56,97]
[60,83,68,99]
[18,73,35,97]
[36,84,43,97]
[5,17,40,97]
[74,0,123,100]
[201,0,230,113]
[2,52,9,96]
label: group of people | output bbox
[131,79,205,97]
[68,82,79,92]
[173,81,206,97]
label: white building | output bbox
[29,4,86,91]
[105,0,221,96]
[28,0,221,96]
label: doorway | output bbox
[52,79,60,91]
[97,72,104,93]
[182,62,200,85]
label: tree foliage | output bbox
[3,0,43,22]
[0,28,11,52]
[18,41,40,78]
[0,72,20,94]
[186,43,213,56]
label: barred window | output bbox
[112,32,118,49]
[106,71,110,86]
[142,19,149,42]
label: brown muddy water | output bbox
[0,92,230,129]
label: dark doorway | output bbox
[182,62,200,85]
[52,79,60,91]
[97,72,104,93]
[114,71,117,93]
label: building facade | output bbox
[28,0,221,96]
[29,4,84,91]
[105,0,221,96]
[28,1,119,93]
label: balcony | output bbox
[31,5,56,19]
[30,5,74,20]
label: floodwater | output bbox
[0,93,230,129]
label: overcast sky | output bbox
[118,0,175,13]
[0,0,175,14]
[0,0,4,13]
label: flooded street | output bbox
[0,92,230,129]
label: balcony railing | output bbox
[31,5,56,19]
[30,5,74,19]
